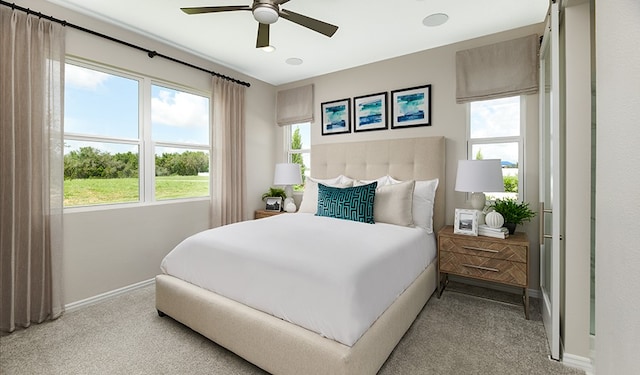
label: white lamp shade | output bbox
[454,159,505,193]
[273,163,302,186]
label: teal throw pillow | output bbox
[316,182,377,223]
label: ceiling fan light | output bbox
[253,6,279,24]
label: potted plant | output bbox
[490,198,536,234]
[261,187,287,202]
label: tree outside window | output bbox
[287,123,310,191]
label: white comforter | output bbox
[160,213,436,347]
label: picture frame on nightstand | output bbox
[454,208,479,236]
[265,197,282,212]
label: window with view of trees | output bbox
[468,96,523,200]
[63,61,210,207]
[287,123,310,191]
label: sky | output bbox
[64,63,209,155]
[469,96,520,164]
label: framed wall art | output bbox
[321,98,351,135]
[390,84,432,129]
[353,92,388,132]
[454,208,479,236]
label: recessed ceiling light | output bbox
[285,58,303,66]
[261,45,276,53]
[422,13,449,27]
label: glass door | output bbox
[539,0,563,361]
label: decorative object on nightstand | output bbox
[273,163,302,211]
[454,159,505,215]
[485,210,505,228]
[490,198,536,234]
[453,208,479,236]
[284,201,297,213]
[437,225,530,319]
[264,197,283,212]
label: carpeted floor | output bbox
[0,282,585,375]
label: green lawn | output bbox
[64,176,209,207]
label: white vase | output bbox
[485,211,504,229]
[285,202,297,213]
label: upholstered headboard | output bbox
[311,136,446,233]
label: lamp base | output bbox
[469,192,486,211]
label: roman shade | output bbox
[456,34,539,103]
[276,84,314,126]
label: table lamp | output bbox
[454,159,505,211]
[273,163,302,210]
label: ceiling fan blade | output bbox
[274,0,291,5]
[279,8,338,38]
[256,23,270,48]
[181,6,251,15]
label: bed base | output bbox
[155,261,437,375]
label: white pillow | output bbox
[353,175,393,187]
[390,176,439,233]
[374,180,415,226]
[298,175,354,214]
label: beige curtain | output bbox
[276,84,314,126]
[456,34,539,103]
[210,77,246,227]
[0,7,65,332]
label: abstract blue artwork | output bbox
[390,84,432,129]
[321,98,351,135]
[353,92,388,132]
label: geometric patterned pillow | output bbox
[316,182,377,223]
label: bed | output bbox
[155,136,446,375]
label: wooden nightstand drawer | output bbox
[439,251,528,287]
[439,236,527,263]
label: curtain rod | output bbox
[1,0,251,87]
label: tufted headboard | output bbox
[311,136,446,233]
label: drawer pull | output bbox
[462,245,499,253]
[462,264,500,273]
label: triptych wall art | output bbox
[321,84,431,136]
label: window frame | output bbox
[63,58,211,210]
[467,96,525,201]
[285,122,311,189]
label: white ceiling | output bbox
[49,0,549,86]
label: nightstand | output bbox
[437,225,530,319]
[254,209,284,219]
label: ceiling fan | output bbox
[181,0,339,49]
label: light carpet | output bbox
[0,282,585,374]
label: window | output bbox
[286,123,310,190]
[151,84,210,200]
[63,61,210,207]
[468,96,523,200]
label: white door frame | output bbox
[539,0,563,361]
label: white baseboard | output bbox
[563,352,595,374]
[64,278,155,313]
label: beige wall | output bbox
[12,0,277,304]
[563,1,592,362]
[277,24,544,293]
[595,0,640,373]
